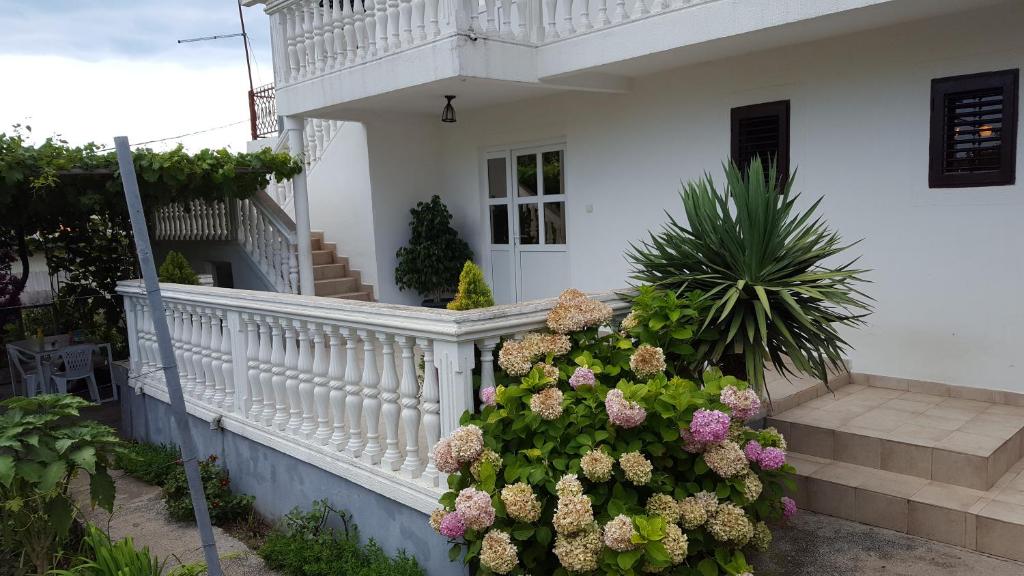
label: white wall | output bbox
[306,122,379,294]
[371,3,1023,392]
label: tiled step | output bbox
[311,250,335,265]
[769,385,1024,490]
[789,451,1024,561]
[324,291,372,301]
[314,277,358,296]
[313,263,349,280]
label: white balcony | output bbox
[249,0,1001,118]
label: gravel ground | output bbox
[751,511,1024,576]
[72,473,279,576]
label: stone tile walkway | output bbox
[751,510,1024,575]
[72,473,279,575]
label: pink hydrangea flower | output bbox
[681,429,704,453]
[433,438,460,474]
[743,440,763,463]
[569,367,596,389]
[781,496,797,519]
[758,447,786,470]
[605,389,647,429]
[455,487,496,531]
[480,386,496,407]
[720,385,761,420]
[689,409,731,444]
[439,511,467,538]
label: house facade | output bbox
[124,0,1024,572]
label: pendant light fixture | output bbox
[441,95,456,123]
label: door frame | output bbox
[482,140,569,303]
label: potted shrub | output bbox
[447,261,495,311]
[395,195,472,308]
[628,158,870,394]
[158,250,199,285]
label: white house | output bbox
[129,0,1024,571]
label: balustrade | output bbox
[117,281,627,512]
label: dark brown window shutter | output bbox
[731,100,790,182]
[929,69,1018,188]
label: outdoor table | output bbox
[5,335,118,402]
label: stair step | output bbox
[769,385,1024,490]
[324,291,372,302]
[314,277,358,296]
[313,263,348,280]
[311,250,334,265]
[789,451,1024,560]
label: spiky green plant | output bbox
[447,261,494,311]
[628,158,871,394]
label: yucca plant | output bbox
[628,158,871,396]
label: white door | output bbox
[485,145,569,303]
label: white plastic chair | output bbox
[6,346,42,397]
[50,344,100,402]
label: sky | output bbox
[0,0,275,152]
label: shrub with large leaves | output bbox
[0,395,123,574]
[431,290,796,576]
[628,159,870,394]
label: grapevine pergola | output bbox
[0,128,302,349]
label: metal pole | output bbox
[114,137,224,576]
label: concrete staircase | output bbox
[310,231,373,301]
[770,382,1024,561]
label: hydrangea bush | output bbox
[430,289,796,575]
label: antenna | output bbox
[175,1,255,94]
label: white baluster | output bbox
[544,0,558,38]
[365,0,379,57]
[578,0,593,30]
[328,326,348,450]
[219,310,234,408]
[377,0,390,53]
[418,338,440,486]
[191,307,207,399]
[169,304,183,383]
[412,0,426,42]
[426,0,439,37]
[288,244,299,294]
[180,307,196,396]
[500,0,513,38]
[399,0,413,47]
[314,324,334,445]
[596,0,610,26]
[314,120,325,163]
[260,316,278,426]
[209,310,226,406]
[313,0,327,73]
[469,0,481,30]
[304,2,317,73]
[200,308,216,403]
[651,0,667,12]
[344,0,358,63]
[331,0,346,67]
[484,0,496,33]
[613,0,627,22]
[298,320,317,439]
[478,337,500,402]
[137,303,151,370]
[245,313,263,421]
[379,333,402,471]
[359,329,382,464]
[284,320,302,435]
[344,328,365,457]
[562,0,575,36]
[286,5,300,81]
[515,0,527,40]
[271,317,290,430]
[634,0,649,17]
[397,336,422,478]
[354,0,369,60]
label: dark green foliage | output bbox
[623,286,715,378]
[394,195,473,303]
[259,500,424,576]
[162,455,253,526]
[0,395,124,575]
[114,442,180,487]
[447,261,495,311]
[158,251,199,285]
[628,158,871,393]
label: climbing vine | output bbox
[0,127,303,350]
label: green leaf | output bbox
[698,557,719,576]
[70,445,97,474]
[38,460,67,492]
[617,549,643,570]
[448,543,462,562]
[45,496,75,537]
[90,467,116,512]
[0,455,13,487]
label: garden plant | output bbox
[394,195,473,306]
[628,158,870,394]
[0,395,124,575]
[430,289,795,575]
[162,454,254,527]
[448,260,495,311]
[158,251,200,285]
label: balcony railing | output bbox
[266,0,714,87]
[248,83,279,140]
[117,282,628,512]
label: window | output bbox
[731,100,790,180]
[930,69,1018,188]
